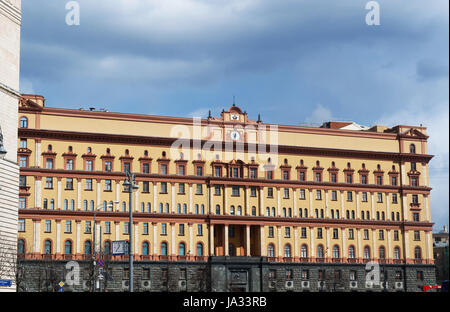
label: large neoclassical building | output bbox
[16,94,435,292]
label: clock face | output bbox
[230,131,240,141]
[230,114,239,121]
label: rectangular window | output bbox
[301,270,309,280]
[331,173,337,183]
[348,229,354,240]
[282,171,289,180]
[346,174,352,184]
[250,168,257,179]
[412,195,419,204]
[361,175,368,184]
[214,167,221,177]
[104,179,112,191]
[179,224,185,236]
[160,164,167,175]
[19,197,26,209]
[392,193,398,204]
[377,193,383,203]
[347,191,353,202]
[267,187,273,198]
[350,271,357,281]
[414,231,420,241]
[19,175,27,187]
[362,192,368,202]
[391,176,397,186]
[196,166,203,176]
[299,171,305,181]
[413,213,420,222]
[178,183,185,194]
[105,222,111,234]
[20,138,27,148]
[301,227,307,238]
[214,185,221,196]
[267,170,273,180]
[285,227,291,238]
[231,186,239,196]
[124,222,130,234]
[142,268,150,280]
[316,190,322,200]
[142,181,150,193]
[104,161,111,172]
[196,184,203,195]
[45,220,51,233]
[250,187,257,197]
[143,223,149,235]
[143,163,150,174]
[284,188,289,199]
[19,156,28,168]
[299,189,306,199]
[315,172,321,182]
[160,182,167,194]
[85,221,91,234]
[45,177,53,189]
[83,178,92,191]
[268,226,274,238]
[286,269,293,280]
[197,224,203,236]
[85,160,93,171]
[411,162,416,171]
[331,190,337,201]
[161,223,167,235]
[394,230,399,241]
[379,229,384,240]
[66,178,74,190]
[363,229,369,240]
[376,176,382,185]
[46,158,53,169]
[317,228,323,239]
[65,221,72,233]
[333,228,339,239]
[18,219,25,232]
[66,159,74,170]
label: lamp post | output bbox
[123,170,139,292]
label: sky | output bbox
[19,0,449,231]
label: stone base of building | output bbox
[16,257,436,292]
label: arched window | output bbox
[43,198,48,209]
[364,246,371,259]
[18,239,25,254]
[183,204,187,214]
[298,208,302,218]
[228,243,234,256]
[394,247,401,259]
[177,204,181,214]
[196,243,203,256]
[332,245,340,259]
[161,242,168,256]
[230,205,235,215]
[147,203,151,213]
[237,205,242,216]
[83,200,88,211]
[379,246,386,259]
[142,242,149,255]
[84,240,92,255]
[44,240,52,254]
[272,207,276,217]
[348,245,355,259]
[70,200,75,211]
[64,240,72,254]
[201,204,205,214]
[159,203,163,213]
[195,204,199,214]
[216,204,221,215]
[266,207,270,216]
[122,201,127,212]
[317,245,324,259]
[179,243,186,256]
[103,201,107,211]
[165,203,169,213]
[64,199,68,210]
[300,244,308,258]
[268,244,275,257]
[410,144,416,154]
[104,241,111,255]
[288,208,292,217]
[414,246,422,259]
[283,208,287,217]
[284,244,291,258]
[304,208,308,218]
[90,200,94,211]
[50,199,55,210]
[20,116,28,128]
[141,202,145,212]
[109,201,113,211]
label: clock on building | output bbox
[230,131,240,141]
[231,114,239,121]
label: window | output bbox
[197,224,203,236]
[160,182,167,193]
[377,193,383,203]
[417,270,424,281]
[331,173,337,183]
[394,230,399,241]
[196,243,203,256]
[196,184,203,195]
[196,166,203,176]
[124,222,130,234]
[348,246,355,259]
[315,172,321,182]
[411,177,418,187]
[285,227,291,238]
[214,167,222,177]
[413,213,420,222]
[284,244,291,258]
[19,156,28,168]
[178,183,185,194]
[410,144,416,154]
[299,189,306,199]
[284,188,289,199]
[267,170,273,180]
[214,185,221,196]
[250,187,257,197]
[411,162,416,171]
[391,176,397,186]
[349,270,356,281]
[379,246,386,259]
[161,223,167,235]
[20,138,27,148]
[364,246,371,259]
[299,171,305,181]
[267,187,273,198]
[232,186,239,196]
[379,230,384,240]
[104,161,112,172]
[85,179,93,190]
[143,163,150,174]
[301,227,307,238]
[45,220,51,232]
[332,245,340,259]
[268,226,274,238]
[84,241,92,255]
[45,177,53,189]
[179,243,186,256]
[301,270,309,280]
[317,245,324,259]
[64,240,72,255]
[347,191,353,202]
[250,168,257,179]
[414,247,422,259]
[316,190,322,200]
[44,240,52,254]
[161,243,168,256]
[412,195,419,204]
[362,192,368,202]
[392,193,398,204]
[414,231,420,241]
[85,160,93,171]
[65,221,72,233]
[232,167,239,178]
[160,164,167,175]
[348,229,354,240]
[317,228,323,239]
[179,224,185,236]
[376,176,382,185]
[104,179,112,191]
[363,229,369,240]
[346,174,352,184]
[85,221,91,233]
[267,244,275,257]
[66,159,74,170]
[18,219,25,232]
[332,228,339,239]
[46,158,53,169]
[301,245,308,258]
[331,190,337,201]
[20,116,28,128]
[105,222,111,234]
[282,170,289,180]
[215,205,220,215]
[361,175,368,184]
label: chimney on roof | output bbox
[89,107,95,111]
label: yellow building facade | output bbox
[16,94,434,270]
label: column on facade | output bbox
[189,184,193,214]
[424,195,430,221]
[404,230,410,261]
[357,229,362,259]
[209,224,215,256]
[259,187,264,216]
[76,178,81,210]
[96,179,101,209]
[188,223,193,257]
[325,227,330,260]
[223,185,227,215]
[94,221,101,253]
[224,224,229,256]
[293,226,299,259]
[342,227,346,261]
[386,193,390,220]
[402,194,408,221]
[153,182,157,213]
[171,183,175,213]
[115,180,120,211]
[260,226,265,256]
[56,178,62,209]
[309,227,314,260]
[325,190,329,218]
[152,222,158,256]
[134,188,139,212]
[35,139,41,167]
[277,225,282,259]
[33,219,41,254]
[370,192,375,220]
[76,220,81,255]
[132,222,138,257]
[400,162,407,186]
[308,189,313,218]
[170,222,175,257]
[421,163,428,187]
[293,189,298,217]
[114,221,120,241]
[245,186,249,216]
[387,230,392,260]
[246,225,251,256]
[372,229,377,260]
[35,177,42,208]
[55,219,61,255]
[208,185,212,214]
[340,190,345,219]
[277,188,281,217]
[425,231,432,262]
[355,191,360,219]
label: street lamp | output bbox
[123,170,139,292]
